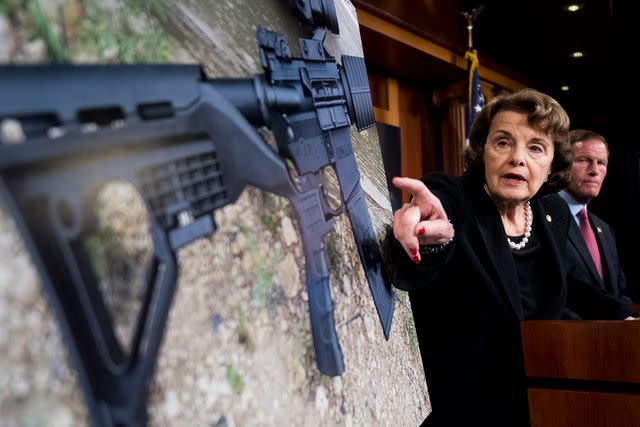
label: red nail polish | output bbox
[410,247,418,256]
[413,256,421,264]
[418,226,425,235]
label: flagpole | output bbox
[462,5,484,50]
[461,6,485,147]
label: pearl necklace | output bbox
[506,201,532,251]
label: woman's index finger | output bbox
[392,177,431,199]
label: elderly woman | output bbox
[391,89,636,427]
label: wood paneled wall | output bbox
[370,73,442,203]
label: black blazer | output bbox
[566,209,633,306]
[391,172,635,427]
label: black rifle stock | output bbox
[0,2,394,426]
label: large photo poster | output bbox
[0,1,428,426]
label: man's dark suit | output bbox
[390,172,635,427]
[567,210,633,305]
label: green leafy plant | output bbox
[240,225,282,306]
[225,363,244,394]
[251,258,273,304]
[405,316,419,354]
[28,0,70,62]
[0,0,21,16]
[236,307,253,351]
[260,213,279,235]
[79,0,172,63]
[397,289,408,304]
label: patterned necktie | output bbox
[578,208,603,280]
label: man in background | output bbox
[559,129,633,308]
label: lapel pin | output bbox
[546,214,552,222]
[597,226,602,233]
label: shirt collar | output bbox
[559,190,588,224]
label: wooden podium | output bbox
[521,320,640,427]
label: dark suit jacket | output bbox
[566,209,633,306]
[391,172,635,427]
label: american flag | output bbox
[465,49,484,145]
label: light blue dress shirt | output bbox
[558,190,588,226]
